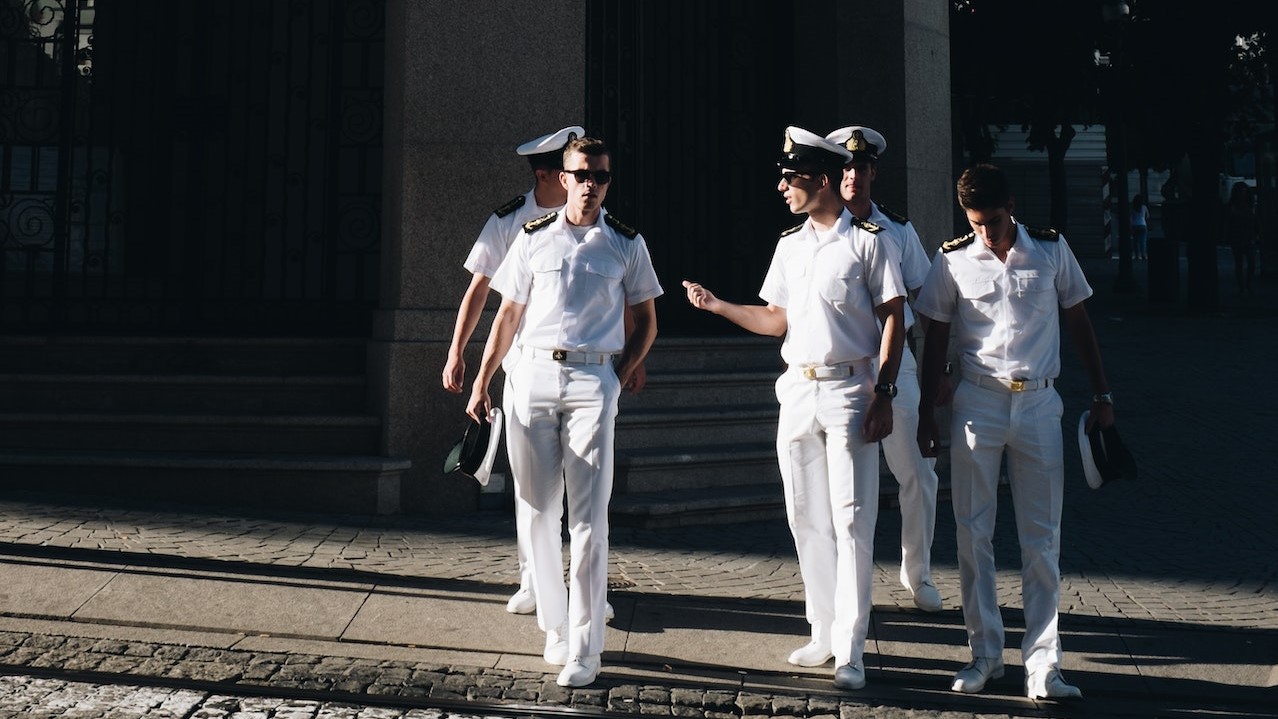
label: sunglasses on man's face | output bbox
[779,170,814,185]
[564,169,612,185]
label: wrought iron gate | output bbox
[0,0,384,335]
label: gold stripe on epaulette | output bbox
[605,213,639,239]
[523,211,558,233]
[780,222,805,237]
[942,232,976,253]
[855,218,883,234]
[494,194,526,218]
[876,202,908,225]
[1025,225,1060,241]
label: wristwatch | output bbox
[1092,392,1114,405]
[874,382,898,398]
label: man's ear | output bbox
[1007,197,1016,215]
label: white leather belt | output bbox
[965,372,1053,392]
[530,348,613,365]
[796,360,871,381]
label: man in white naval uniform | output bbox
[467,136,661,688]
[443,126,584,617]
[825,125,944,614]
[682,126,906,692]
[916,163,1115,701]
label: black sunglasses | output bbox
[565,169,612,185]
[779,170,814,185]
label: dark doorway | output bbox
[586,2,796,336]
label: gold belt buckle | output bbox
[1008,379,1025,392]
[803,367,817,380]
[552,349,567,361]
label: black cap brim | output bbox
[1078,411,1137,488]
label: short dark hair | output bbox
[563,136,609,164]
[956,163,1011,211]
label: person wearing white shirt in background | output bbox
[825,125,944,615]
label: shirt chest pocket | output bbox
[1009,271,1056,319]
[579,257,625,281]
[569,255,625,301]
[530,253,564,276]
[818,271,864,310]
[956,275,998,302]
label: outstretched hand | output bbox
[682,280,720,312]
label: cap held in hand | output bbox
[1078,410,1136,489]
[444,407,504,486]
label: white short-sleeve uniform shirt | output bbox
[914,221,1093,381]
[491,212,663,354]
[868,203,932,332]
[464,190,563,278]
[759,209,906,368]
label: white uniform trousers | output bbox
[877,348,939,591]
[502,367,536,598]
[949,379,1065,673]
[506,353,620,659]
[774,365,879,668]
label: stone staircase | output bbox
[0,336,410,514]
[611,336,950,529]
[612,336,786,528]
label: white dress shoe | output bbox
[606,601,615,621]
[951,656,1004,693]
[911,581,943,612]
[1026,667,1082,700]
[543,624,569,666]
[787,640,834,667]
[556,654,601,687]
[506,586,536,615]
[832,662,865,690]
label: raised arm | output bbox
[682,280,787,337]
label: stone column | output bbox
[822,0,952,252]
[374,0,586,513]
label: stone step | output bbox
[618,370,778,409]
[0,449,410,514]
[615,405,778,448]
[639,336,785,373]
[0,412,382,455]
[0,336,366,375]
[610,443,954,529]
[616,443,779,494]
[0,374,365,415]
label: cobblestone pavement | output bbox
[0,255,1276,718]
[0,674,1058,719]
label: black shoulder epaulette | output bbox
[779,223,804,238]
[876,202,909,225]
[523,211,557,234]
[942,232,976,253]
[1025,225,1060,241]
[494,194,525,218]
[854,218,883,234]
[605,213,638,239]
